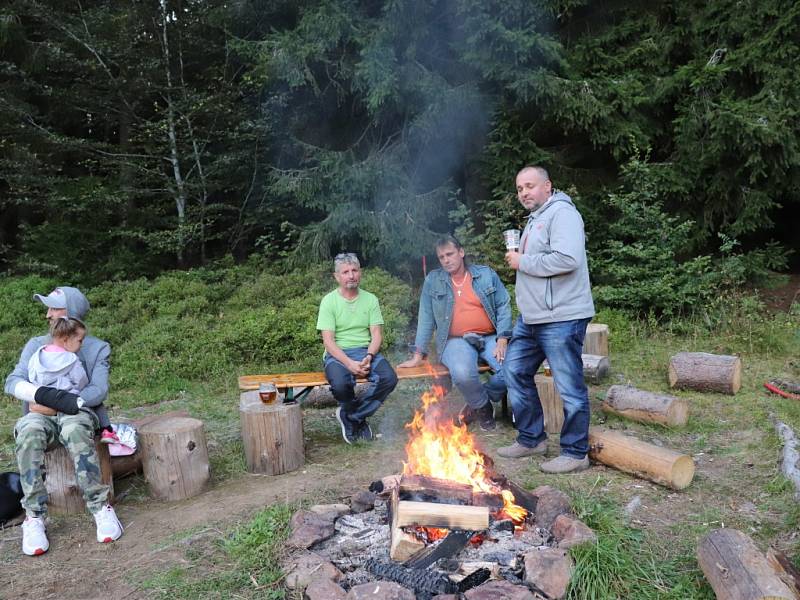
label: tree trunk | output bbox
[45,441,114,514]
[239,391,304,475]
[139,416,210,501]
[668,352,742,395]
[588,427,695,490]
[584,323,609,356]
[603,385,688,427]
[698,528,794,600]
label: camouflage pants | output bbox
[14,410,110,516]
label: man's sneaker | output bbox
[100,428,119,444]
[335,407,356,445]
[540,455,590,474]
[457,404,476,426]
[496,440,548,459]
[93,505,123,543]
[22,516,49,556]
[477,402,496,431]
[355,420,374,441]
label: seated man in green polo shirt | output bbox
[316,253,398,444]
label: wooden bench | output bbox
[238,363,492,403]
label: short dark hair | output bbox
[50,317,86,340]
[434,234,463,251]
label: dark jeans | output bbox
[504,316,591,458]
[440,334,506,409]
[323,347,398,427]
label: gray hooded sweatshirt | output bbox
[515,190,595,324]
[4,287,111,422]
[28,346,89,394]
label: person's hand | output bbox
[347,358,369,377]
[359,354,373,372]
[397,353,424,369]
[505,251,521,270]
[494,338,509,363]
[30,403,57,416]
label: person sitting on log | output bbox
[4,286,123,556]
[500,166,595,474]
[397,235,512,432]
[317,253,398,444]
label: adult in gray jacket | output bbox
[498,166,595,474]
[5,286,122,556]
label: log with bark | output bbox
[588,427,695,490]
[602,385,688,427]
[772,417,800,500]
[44,441,114,514]
[668,352,742,395]
[535,374,563,434]
[582,354,610,383]
[698,528,795,600]
[239,391,304,475]
[399,474,474,505]
[111,410,190,478]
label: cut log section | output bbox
[582,354,610,383]
[603,385,688,427]
[111,410,190,479]
[668,352,741,395]
[535,374,563,434]
[698,528,795,600]
[45,440,114,514]
[240,391,304,475]
[588,427,695,490]
[399,474,474,505]
[767,549,800,598]
[395,498,489,530]
[584,323,609,357]
[139,416,210,501]
[390,486,425,562]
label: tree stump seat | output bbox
[44,439,114,514]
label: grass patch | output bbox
[139,503,295,599]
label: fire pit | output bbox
[287,385,597,599]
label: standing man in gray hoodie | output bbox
[5,286,122,555]
[497,166,595,474]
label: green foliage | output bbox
[0,264,413,403]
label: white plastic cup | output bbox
[503,229,521,251]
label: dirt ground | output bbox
[0,426,409,600]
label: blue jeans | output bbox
[504,316,591,458]
[323,347,398,429]
[440,335,506,409]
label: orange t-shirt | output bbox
[449,274,495,337]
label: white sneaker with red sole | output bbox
[93,505,123,543]
[22,516,49,556]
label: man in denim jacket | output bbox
[398,235,512,431]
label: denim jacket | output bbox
[413,264,513,360]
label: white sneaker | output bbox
[93,505,123,543]
[22,516,49,556]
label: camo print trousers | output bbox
[14,410,110,516]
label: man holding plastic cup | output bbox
[498,166,595,474]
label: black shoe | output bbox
[477,402,496,431]
[458,404,476,426]
[355,421,373,441]
[335,407,356,444]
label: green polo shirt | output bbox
[316,289,384,349]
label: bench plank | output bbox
[238,363,490,391]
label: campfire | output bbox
[294,383,590,599]
[399,383,530,545]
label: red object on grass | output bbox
[764,381,800,401]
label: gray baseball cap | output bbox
[33,286,91,321]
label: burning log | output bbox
[698,529,795,600]
[365,558,458,596]
[668,352,742,395]
[395,498,489,530]
[602,385,688,427]
[588,427,695,490]
[389,486,425,562]
[399,474,474,505]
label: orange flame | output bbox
[402,385,527,526]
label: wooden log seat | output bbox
[139,416,210,501]
[240,391,304,475]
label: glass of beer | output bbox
[503,229,521,251]
[258,382,278,404]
